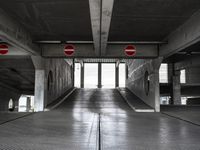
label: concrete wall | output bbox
[126,58,162,112]
[186,67,200,84]
[44,59,73,106]
[0,86,20,111]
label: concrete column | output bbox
[31,56,46,112]
[125,63,128,87]
[26,97,31,112]
[81,63,84,88]
[98,63,102,88]
[71,59,75,87]
[153,69,161,112]
[34,70,45,111]
[115,63,119,88]
[172,70,181,105]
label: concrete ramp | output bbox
[118,88,154,112]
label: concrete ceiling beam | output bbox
[89,0,101,56]
[41,43,158,58]
[89,0,114,56]
[160,9,200,57]
[0,9,41,55]
[100,0,114,56]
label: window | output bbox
[18,95,34,112]
[84,63,98,88]
[119,63,126,87]
[8,99,15,111]
[160,96,170,105]
[180,69,186,84]
[102,63,115,88]
[74,63,81,88]
[159,63,168,83]
[181,97,187,105]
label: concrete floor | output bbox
[161,105,200,126]
[0,89,200,150]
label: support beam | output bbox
[42,44,158,58]
[160,9,200,57]
[175,56,200,70]
[98,62,102,88]
[89,0,101,56]
[101,0,114,56]
[0,9,40,55]
[115,63,119,88]
[172,70,181,105]
[80,62,84,88]
[31,56,45,112]
[89,0,114,56]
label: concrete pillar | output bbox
[115,63,119,88]
[81,63,84,88]
[172,70,181,105]
[125,63,128,79]
[31,56,46,112]
[26,97,31,112]
[71,59,75,87]
[98,62,102,88]
[153,69,161,112]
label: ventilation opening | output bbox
[144,71,150,96]
[48,71,53,91]
[8,99,15,112]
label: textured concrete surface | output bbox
[45,58,73,105]
[161,105,200,126]
[126,58,162,111]
[0,89,200,150]
[118,88,154,112]
[0,112,30,124]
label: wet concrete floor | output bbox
[0,89,200,150]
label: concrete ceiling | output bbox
[0,57,35,94]
[0,0,199,43]
[0,0,93,41]
[109,0,200,41]
[164,41,200,63]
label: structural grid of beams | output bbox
[0,9,40,55]
[89,0,114,56]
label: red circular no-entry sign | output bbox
[0,44,8,55]
[64,44,75,56]
[124,45,136,56]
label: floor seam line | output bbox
[161,112,200,127]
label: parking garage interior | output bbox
[0,0,200,149]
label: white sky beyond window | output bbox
[159,63,168,83]
[180,69,186,84]
[119,63,126,87]
[74,63,81,88]
[84,63,98,88]
[102,63,115,88]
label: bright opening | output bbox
[84,63,98,88]
[180,69,186,84]
[159,63,168,83]
[119,63,126,87]
[102,63,115,88]
[18,95,34,112]
[74,63,81,88]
